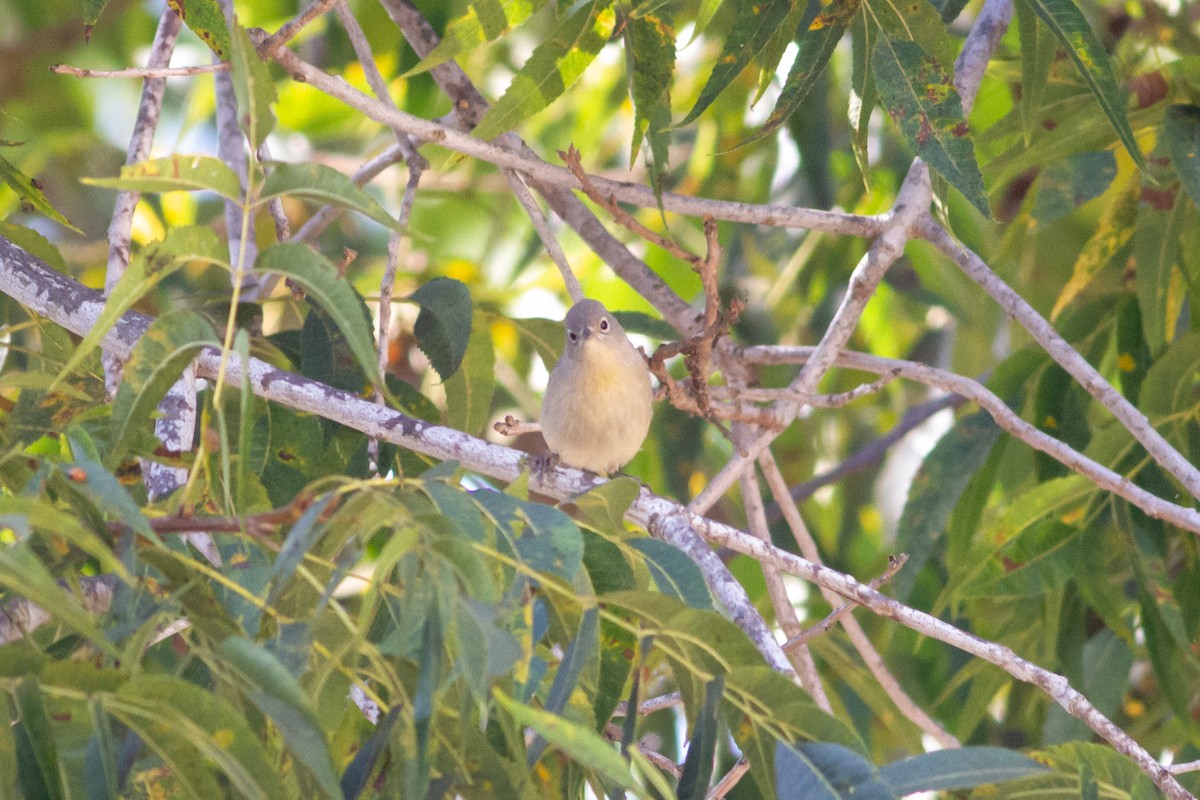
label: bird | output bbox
[540,299,653,475]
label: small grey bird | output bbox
[540,300,653,474]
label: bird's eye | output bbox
[567,330,578,343]
[598,317,610,332]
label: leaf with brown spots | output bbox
[873,37,989,216]
[678,0,799,128]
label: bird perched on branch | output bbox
[541,299,653,475]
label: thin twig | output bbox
[613,691,682,717]
[259,142,293,242]
[372,0,703,334]
[561,145,701,268]
[504,168,583,303]
[686,0,1017,521]
[332,1,424,167]
[756,450,961,750]
[688,164,933,516]
[769,393,964,514]
[740,345,1200,533]
[636,746,683,778]
[492,414,541,437]
[706,758,750,800]
[93,9,218,566]
[330,0,426,462]
[50,63,229,78]
[783,555,907,650]
[259,0,342,55]
[249,35,884,239]
[741,466,832,710]
[214,0,257,293]
[102,6,182,389]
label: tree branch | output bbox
[920,218,1200,502]
[0,237,1190,799]
[740,345,1200,533]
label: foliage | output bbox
[0,0,1198,798]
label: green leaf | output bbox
[725,667,864,752]
[869,0,956,74]
[217,637,341,799]
[409,277,473,381]
[1133,182,1189,353]
[1137,581,1192,729]
[1043,630,1133,743]
[610,310,675,340]
[113,675,286,800]
[166,0,232,59]
[473,490,584,581]
[1033,150,1116,224]
[0,154,81,233]
[443,310,495,436]
[1164,104,1200,209]
[82,155,242,199]
[0,222,68,274]
[137,549,244,641]
[751,0,861,145]
[574,476,640,534]
[109,311,219,465]
[266,494,336,605]
[259,162,395,230]
[12,679,64,800]
[775,741,892,800]
[872,37,989,216]
[527,606,599,764]
[850,8,878,183]
[755,2,809,103]
[1051,178,1137,320]
[679,0,799,127]
[0,692,17,800]
[255,242,380,387]
[0,545,116,654]
[691,0,723,39]
[1138,330,1200,431]
[677,677,722,799]
[80,0,110,29]
[1015,0,1059,146]
[494,689,634,787]
[623,13,674,203]
[340,707,399,799]
[474,4,617,140]
[950,476,1094,601]
[880,747,1049,793]
[505,314,563,365]
[49,227,225,392]
[628,538,713,609]
[85,698,119,800]
[229,22,276,150]
[102,697,221,799]
[894,410,1002,600]
[1012,743,1159,799]
[66,435,158,543]
[0,496,130,581]
[455,599,521,703]
[1023,0,1147,172]
[405,0,545,76]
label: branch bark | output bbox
[0,235,1190,800]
